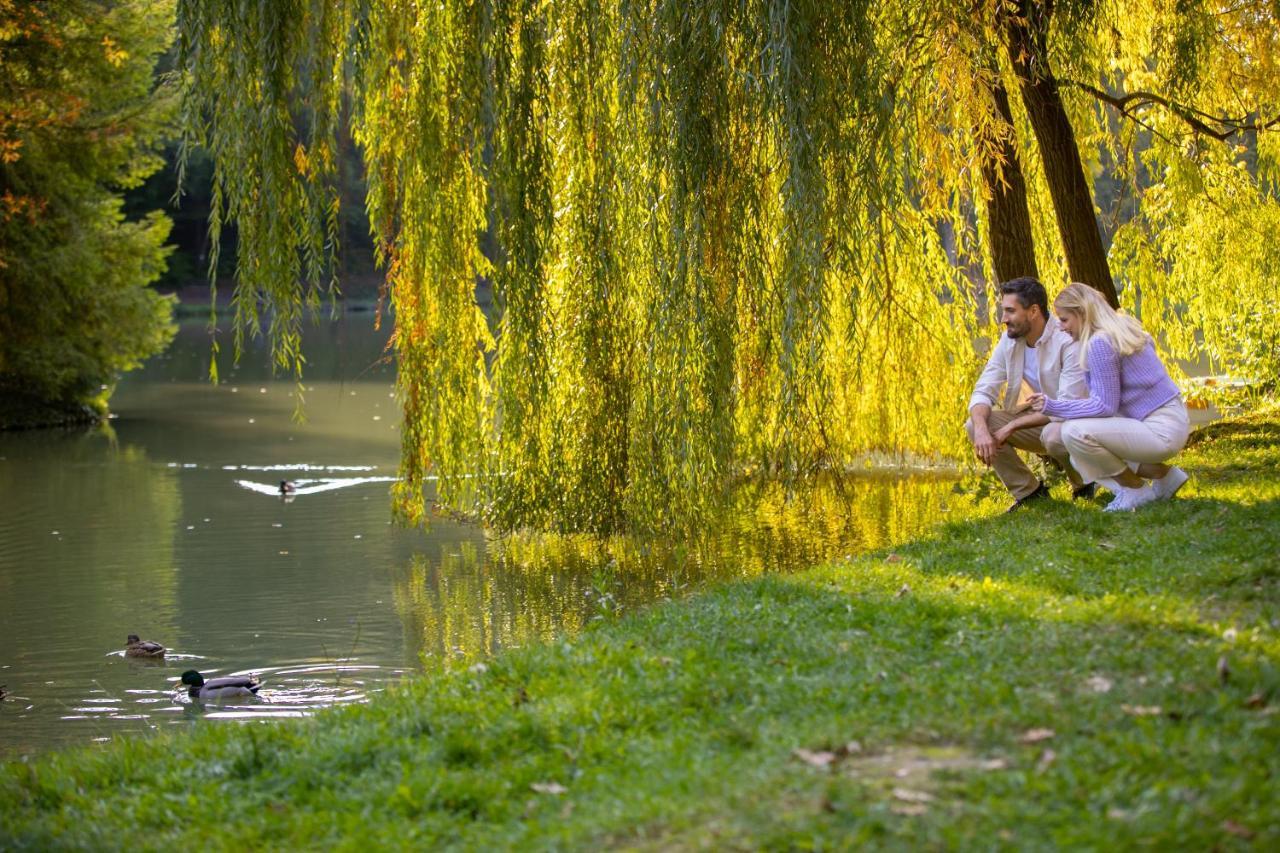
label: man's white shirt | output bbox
[968,315,1087,414]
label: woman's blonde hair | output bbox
[1053,282,1150,369]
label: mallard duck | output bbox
[0,685,7,701]
[278,480,297,494]
[125,634,166,658]
[180,669,262,700]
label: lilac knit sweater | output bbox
[1042,336,1180,421]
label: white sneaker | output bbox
[1105,484,1158,512]
[1125,484,1160,510]
[1103,487,1134,512]
[1152,466,1189,501]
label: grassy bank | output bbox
[4,408,1279,849]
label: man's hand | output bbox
[972,424,1001,466]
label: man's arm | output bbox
[968,337,1009,465]
[968,336,1009,413]
[993,410,1049,443]
[969,402,1000,465]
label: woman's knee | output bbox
[1062,423,1118,458]
[1059,422,1089,451]
[1042,423,1065,453]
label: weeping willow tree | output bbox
[175,0,1280,533]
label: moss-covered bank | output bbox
[0,386,105,431]
[3,406,1278,849]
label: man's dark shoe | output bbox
[1006,481,1050,513]
[1039,454,1064,473]
[1072,482,1097,501]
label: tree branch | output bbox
[1063,79,1280,141]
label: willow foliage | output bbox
[176,0,1280,532]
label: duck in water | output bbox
[125,634,166,658]
[180,670,262,700]
[279,480,297,495]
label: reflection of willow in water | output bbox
[393,542,590,664]
[394,473,963,661]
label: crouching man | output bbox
[966,277,1092,511]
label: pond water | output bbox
[0,313,964,760]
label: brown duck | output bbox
[125,634,166,658]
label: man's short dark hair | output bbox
[1000,276,1048,319]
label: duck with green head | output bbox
[180,670,262,700]
[125,634,166,658]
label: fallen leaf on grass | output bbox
[793,748,838,768]
[793,741,862,770]
[1084,675,1113,693]
[885,553,903,563]
[892,788,934,803]
[1097,541,1116,550]
[891,803,928,816]
[1037,749,1056,770]
[1222,820,1255,839]
[1018,728,1055,744]
[895,584,911,598]
[1121,704,1163,716]
[531,782,568,795]
[1245,692,1266,709]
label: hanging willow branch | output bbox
[174,0,1280,533]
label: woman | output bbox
[1029,283,1190,511]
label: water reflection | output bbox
[0,316,967,760]
[394,473,961,663]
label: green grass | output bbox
[4,408,1279,849]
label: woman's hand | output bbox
[1029,393,1048,413]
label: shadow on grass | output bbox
[1187,416,1280,449]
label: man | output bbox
[966,277,1092,511]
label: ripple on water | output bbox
[165,663,390,722]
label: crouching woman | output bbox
[1030,283,1190,512]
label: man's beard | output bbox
[1005,324,1025,339]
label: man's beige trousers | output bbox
[965,410,1084,500]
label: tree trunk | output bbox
[1004,1,1120,308]
[979,76,1040,286]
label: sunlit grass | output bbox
[2,405,1278,849]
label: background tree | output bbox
[0,0,177,428]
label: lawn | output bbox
[3,406,1278,849]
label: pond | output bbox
[0,312,964,760]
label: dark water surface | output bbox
[0,315,960,760]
